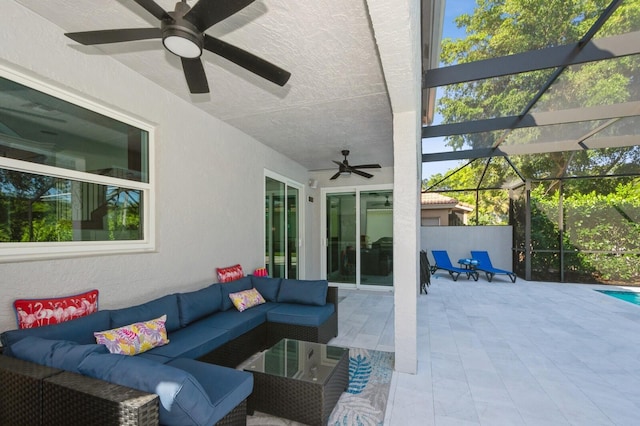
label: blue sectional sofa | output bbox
[0,276,339,426]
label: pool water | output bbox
[596,290,640,306]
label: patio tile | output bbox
[332,281,640,425]
[474,399,525,426]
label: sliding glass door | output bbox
[265,175,300,279]
[324,188,393,288]
[326,193,357,284]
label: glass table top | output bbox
[243,339,348,384]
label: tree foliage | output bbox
[525,178,640,283]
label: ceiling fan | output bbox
[64,0,291,94]
[330,150,381,180]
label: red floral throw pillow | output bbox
[216,264,245,283]
[13,289,99,329]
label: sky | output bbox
[421,1,475,182]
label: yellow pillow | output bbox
[94,314,169,355]
[229,288,266,312]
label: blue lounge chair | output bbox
[470,250,517,283]
[431,250,479,281]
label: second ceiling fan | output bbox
[330,150,381,180]
[64,0,291,94]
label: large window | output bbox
[0,69,153,261]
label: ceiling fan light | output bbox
[162,25,202,58]
[340,170,351,176]
[163,35,201,58]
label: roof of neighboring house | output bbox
[421,192,474,212]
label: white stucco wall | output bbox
[0,2,311,334]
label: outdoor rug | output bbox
[247,348,394,426]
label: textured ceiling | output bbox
[14,0,394,171]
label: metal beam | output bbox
[422,101,640,138]
[423,29,639,88]
[423,135,639,162]
[422,148,506,162]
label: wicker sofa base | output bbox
[0,356,159,426]
[216,399,247,426]
[0,355,62,425]
[43,371,159,426]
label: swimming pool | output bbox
[596,290,640,306]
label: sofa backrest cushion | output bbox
[78,353,216,426]
[10,336,107,373]
[250,276,282,302]
[277,279,328,306]
[110,294,181,333]
[0,310,111,350]
[177,284,222,327]
[219,277,253,311]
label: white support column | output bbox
[366,0,421,374]
[392,111,421,374]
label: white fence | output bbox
[421,226,513,275]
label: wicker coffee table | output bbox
[243,338,349,426]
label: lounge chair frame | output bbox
[470,250,517,283]
[430,250,479,281]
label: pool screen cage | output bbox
[421,0,640,285]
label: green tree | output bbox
[436,0,640,187]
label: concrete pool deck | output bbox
[331,279,640,425]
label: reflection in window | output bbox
[0,76,148,183]
[0,169,142,243]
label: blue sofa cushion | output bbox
[219,277,252,311]
[144,321,230,360]
[9,336,107,372]
[266,303,335,327]
[277,279,328,306]
[78,353,216,426]
[167,358,253,425]
[250,276,282,302]
[136,352,173,364]
[110,294,181,332]
[197,305,270,341]
[177,284,223,327]
[0,310,111,351]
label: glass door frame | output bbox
[264,170,305,279]
[321,184,393,290]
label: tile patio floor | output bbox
[329,278,640,425]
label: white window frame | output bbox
[0,66,155,262]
